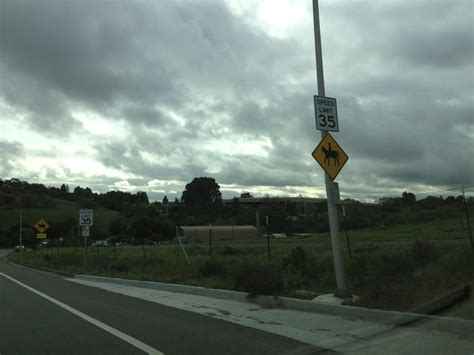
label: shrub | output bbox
[385,214,408,226]
[347,253,384,287]
[198,260,226,277]
[187,246,206,256]
[281,270,306,291]
[222,246,240,255]
[280,247,335,291]
[107,259,130,273]
[412,240,438,266]
[281,247,310,273]
[235,262,283,296]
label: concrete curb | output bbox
[75,274,250,302]
[75,274,474,336]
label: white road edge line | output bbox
[0,272,163,355]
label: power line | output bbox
[415,185,474,196]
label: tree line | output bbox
[0,177,471,247]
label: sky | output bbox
[0,0,473,202]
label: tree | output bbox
[445,196,456,203]
[47,221,72,239]
[162,195,169,204]
[129,216,175,241]
[240,192,253,198]
[181,177,222,214]
[109,219,127,236]
[402,191,416,205]
[136,191,149,205]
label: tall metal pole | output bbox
[313,0,348,297]
[83,227,87,269]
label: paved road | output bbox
[0,251,328,355]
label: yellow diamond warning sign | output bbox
[312,132,348,181]
[34,218,50,233]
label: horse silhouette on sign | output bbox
[322,143,339,166]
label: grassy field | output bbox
[0,201,120,233]
[8,215,474,315]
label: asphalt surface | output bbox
[0,250,329,355]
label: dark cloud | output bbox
[0,140,24,175]
[0,0,472,200]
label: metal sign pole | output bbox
[313,0,348,297]
[83,227,87,269]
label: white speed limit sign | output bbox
[79,209,94,226]
[314,95,339,132]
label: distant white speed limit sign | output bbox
[314,95,339,132]
[79,209,93,226]
[81,225,90,237]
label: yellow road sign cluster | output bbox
[34,218,50,233]
[312,132,348,180]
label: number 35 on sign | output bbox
[79,209,93,226]
[314,95,339,132]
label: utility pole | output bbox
[313,0,348,297]
[83,227,87,269]
[462,187,473,249]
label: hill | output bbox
[0,197,121,247]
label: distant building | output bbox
[181,225,258,242]
[223,197,324,216]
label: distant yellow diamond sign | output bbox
[312,132,349,181]
[34,218,50,233]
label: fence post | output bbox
[209,223,213,260]
[462,187,473,249]
[343,206,352,258]
[266,216,270,261]
[459,200,465,230]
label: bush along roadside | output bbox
[234,261,283,297]
[7,240,473,313]
[347,241,474,311]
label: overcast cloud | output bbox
[1,0,473,202]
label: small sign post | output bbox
[79,209,93,269]
[34,219,49,255]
